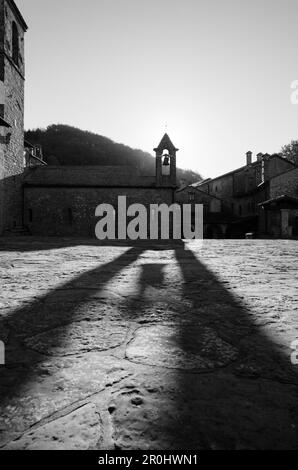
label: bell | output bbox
[163,155,170,166]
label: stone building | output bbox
[0,0,27,235]
[1,1,298,240]
[24,140,46,167]
[175,184,232,238]
[259,167,298,238]
[22,133,178,237]
[0,2,178,238]
[176,152,296,238]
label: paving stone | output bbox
[0,355,132,447]
[24,321,129,356]
[109,372,298,450]
[4,403,101,450]
[0,238,297,450]
[126,324,238,370]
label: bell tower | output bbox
[154,133,178,187]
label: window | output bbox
[28,209,33,223]
[12,21,19,66]
[239,205,242,216]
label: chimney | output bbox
[246,151,252,165]
[257,152,263,162]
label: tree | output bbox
[281,140,298,165]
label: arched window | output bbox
[12,21,19,66]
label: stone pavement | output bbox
[0,238,297,450]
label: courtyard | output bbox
[0,238,297,450]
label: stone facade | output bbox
[0,0,27,234]
[196,154,294,219]
[175,186,229,238]
[179,153,296,238]
[176,185,222,212]
[270,167,298,199]
[24,184,175,237]
[258,168,298,238]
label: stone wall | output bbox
[0,137,4,229]
[263,209,298,238]
[24,166,157,188]
[2,49,25,229]
[175,187,222,213]
[265,157,294,181]
[24,186,175,236]
[270,168,298,199]
[201,173,234,199]
[0,0,26,233]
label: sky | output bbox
[17,0,298,178]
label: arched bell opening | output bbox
[162,151,171,176]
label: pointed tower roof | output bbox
[154,133,178,152]
[8,0,28,31]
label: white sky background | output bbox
[18,0,298,178]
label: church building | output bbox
[1,1,297,240]
[22,134,178,236]
[0,1,178,238]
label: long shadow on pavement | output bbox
[0,240,297,449]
